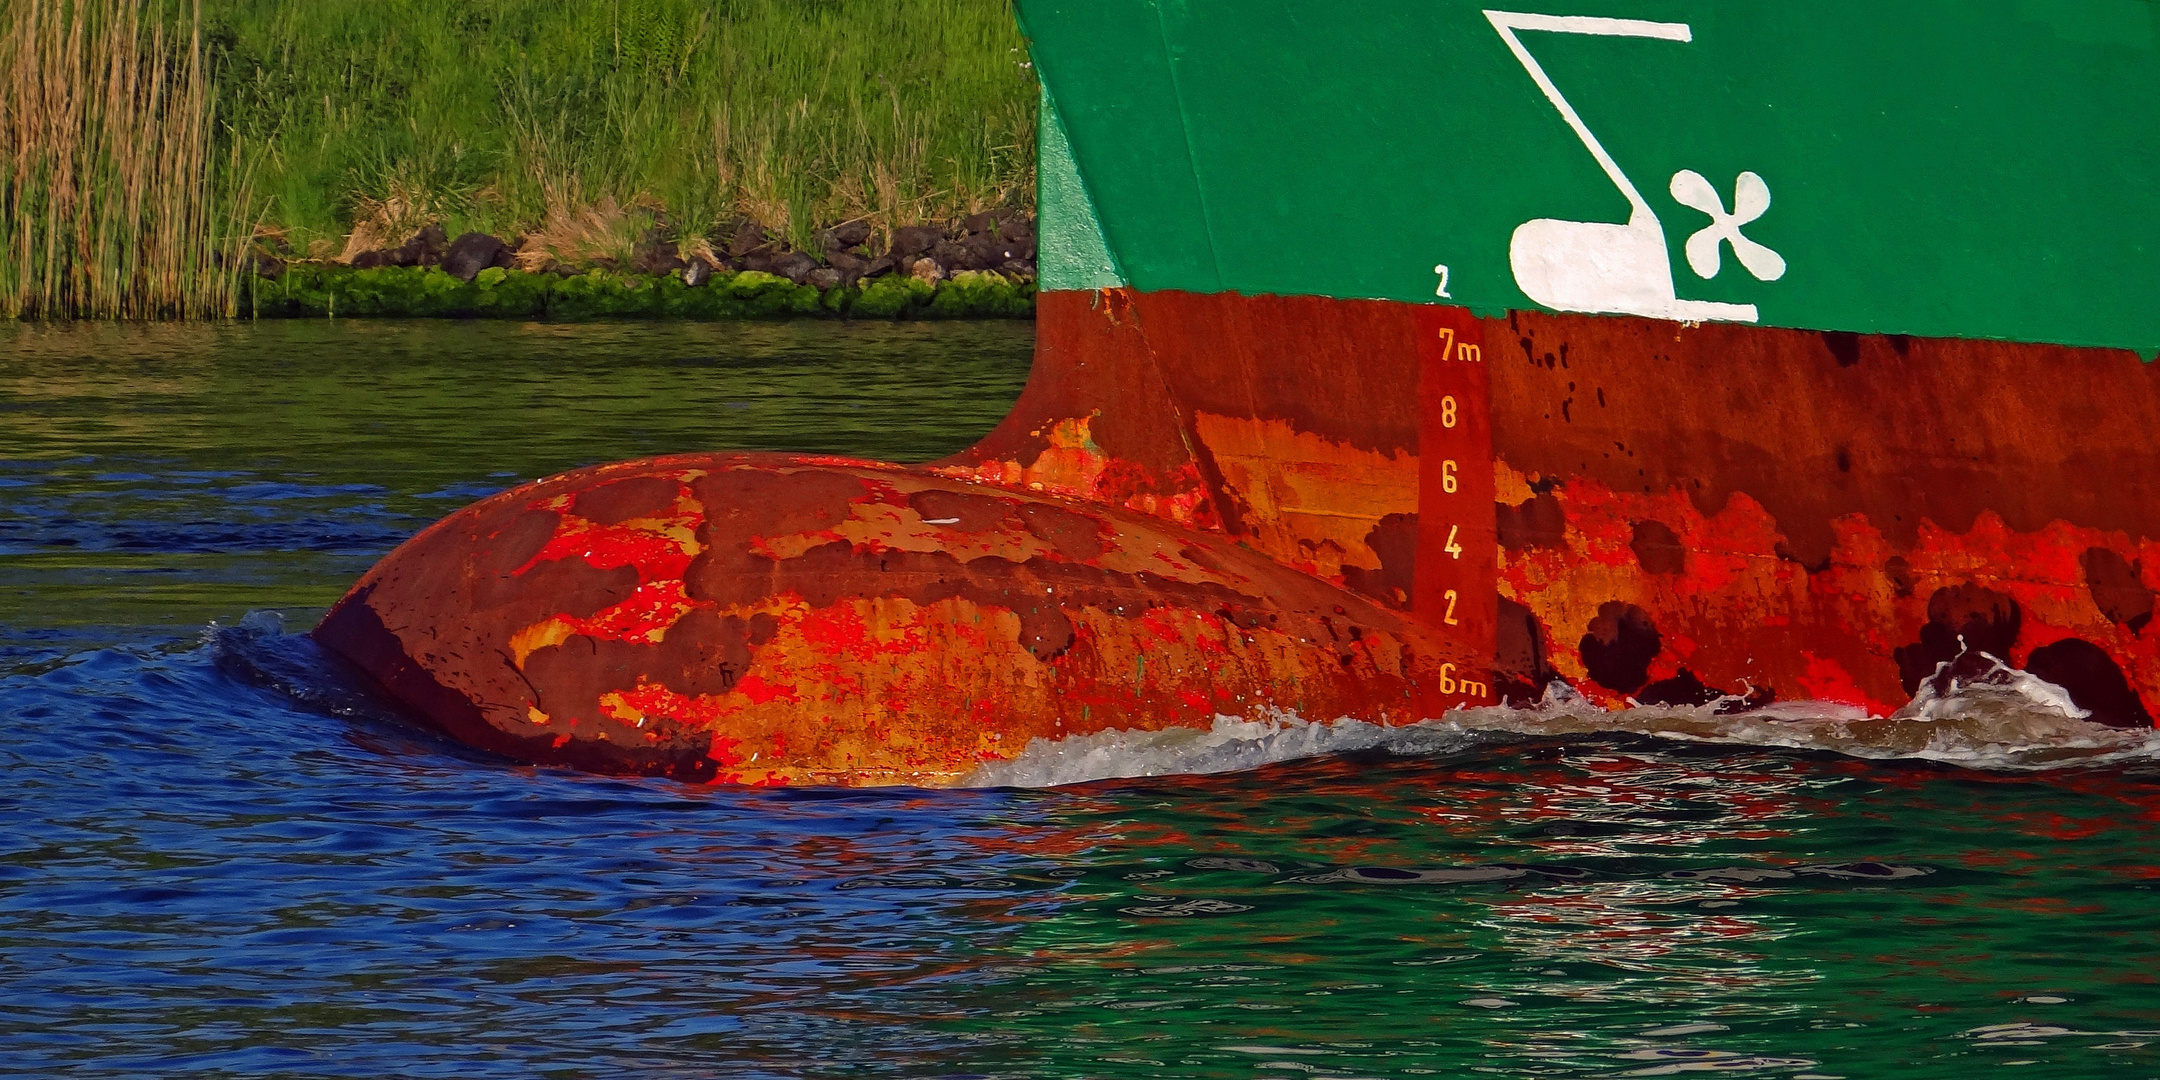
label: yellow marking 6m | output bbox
[1437,662,1489,698]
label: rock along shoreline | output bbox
[245,264,1034,321]
[239,211,1039,321]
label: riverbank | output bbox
[246,265,1033,320]
[2,0,1037,320]
[242,207,1037,319]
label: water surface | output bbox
[2,321,2155,1078]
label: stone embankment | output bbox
[241,212,1038,320]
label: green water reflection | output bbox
[0,319,1032,635]
[955,747,2160,1079]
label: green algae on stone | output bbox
[240,266,1031,321]
[721,271,826,318]
[251,265,557,319]
[927,271,1036,319]
[549,271,663,320]
[851,276,937,319]
[470,268,555,318]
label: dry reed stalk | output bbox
[336,184,440,263]
[512,186,654,271]
[1,0,252,319]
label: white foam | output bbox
[963,673,2160,789]
[1895,651,2086,722]
[965,708,1472,788]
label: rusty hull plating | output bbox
[316,288,2160,785]
[313,449,1476,785]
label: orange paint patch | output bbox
[1191,411,1420,579]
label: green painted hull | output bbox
[1022,0,2160,352]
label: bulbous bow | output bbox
[313,452,1479,785]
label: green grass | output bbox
[2,0,1037,318]
[208,0,1039,257]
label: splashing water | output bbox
[969,667,2160,788]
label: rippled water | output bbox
[3,321,2157,1078]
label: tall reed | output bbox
[0,0,251,319]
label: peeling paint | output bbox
[317,453,1487,785]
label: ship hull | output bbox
[968,289,2160,726]
[315,0,2160,782]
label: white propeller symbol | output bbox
[1670,169,1785,282]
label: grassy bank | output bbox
[246,264,1035,320]
[2,0,1038,319]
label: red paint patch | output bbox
[710,734,747,767]
[733,674,800,706]
[514,516,696,583]
[555,580,695,642]
[1794,651,1879,710]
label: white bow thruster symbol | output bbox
[1670,170,1785,282]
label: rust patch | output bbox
[469,509,567,608]
[524,607,774,719]
[1342,513,1419,609]
[1581,601,1661,695]
[1497,492,1566,550]
[700,468,866,547]
[574,476,681,524]
[1018,502,1109,561]
[1630,520,1685,575]
[1885,555,1917,599]
[2024,638,2152,728]
[484,557,639,620]
[908,489,1021,533]
[1493,595,1551,704]
[2082,547,2154,633]
[1822,330,1861,368]
[1637,668,1720,708]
